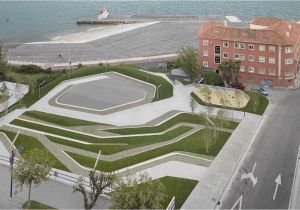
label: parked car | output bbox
[251,87,269,96]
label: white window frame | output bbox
[269,68,276,76]
[223,42,229,48]
[248,66,255,73]
[203,40,208,46]
[240,66,245,72]
[285,58,293,65]
[248,44,255,50]
[223,52,229,58]
[203,50,208,57]
[259,45,265,51]
[269,46,275,52]
[240,54,245,60]
[258,67,265,74]
[259,56,265,63]
[203,61,208,67]
[248,55,255,62]
[234,43,245,49]
[285,47,293,53]
[269,57,275,64]
[234,54,240,60]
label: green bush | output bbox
[201,71,224,86]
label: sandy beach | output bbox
[26,21,159,44]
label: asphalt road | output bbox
[6,21,200,64]
[220,88,300,209]
[57,77,147,110]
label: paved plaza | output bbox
[56,73,153,112]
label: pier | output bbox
[76,20,140,25]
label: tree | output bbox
[190,96,196,113]
[0,81,10,113]
[251,91,260,113]
[110,173,166,209]
[73,170,116,210]
[203,120,214,154]
[0,41,8,81]
[218,60,240,87]
[13,149,52,208]
[176,46,200,79]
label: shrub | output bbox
[77,63,83,68]
[201,71,224,86]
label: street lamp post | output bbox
[9,131,20,200]
[38,80,46,98]
[93,150,101,171]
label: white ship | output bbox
[97,8,109,20]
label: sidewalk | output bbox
[0,164,110,209]
[182,112,263,209]
[289,145,300,209]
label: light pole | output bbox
[147,33,150,63]
[9,131,20,200]
[38,80,46,98]
[157,84,161,101]
[68,48,71,79]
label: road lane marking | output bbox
[241,162,258,188]
[273,174,281,200]
[231,194,243,210]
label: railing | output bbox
[0,154,113,193]
[166,196,175,210]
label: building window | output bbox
[258,67,265,74]
[240,66,245,72]
[248,67,255,73]
[223,42,229,48]
[259,56,265,63]
[285,58,293,65]
[203,40,208,46]
[269,57,275,64]
[215,46,221,54]
[285,70,293,77]
[240,54,245,60]
[203,61,208,67]
[215,56,221,64]
[269,68,276,76]
[259,45,265,51]
[248,55,255,62]
[203,50,208,56]
[269,46,275,52]
[235,43,245,49]
[248,44,255,50]
[234,54,240,60]
[285,47,293,53]
[223,52,228,58]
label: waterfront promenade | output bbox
[6,19,207,69]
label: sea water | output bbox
[0,1,299,43]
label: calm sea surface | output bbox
[0,1,300,42]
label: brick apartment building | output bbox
[198,17,300,87]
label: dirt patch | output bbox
[195,85,250,108]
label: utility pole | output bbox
[9,131,20,200]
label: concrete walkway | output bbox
[182,112,263,209]
[29,72,245,126]
[0,164,110,209]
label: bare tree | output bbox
[73,170,116,210]
[0,81,9,113]
[190,96,196,113]
[251,91,260,113]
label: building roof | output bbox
[199,17,300,46]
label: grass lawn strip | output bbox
[22,200,56,209]
[105,112,238,135]
[46,125,195,155]
[22,110,104,127]
[65,128,231,172]
[10,118,193,155]
[0,130,70,172]
[159,176,198,209]
[191,91,269,115]
[22,65,173,107]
